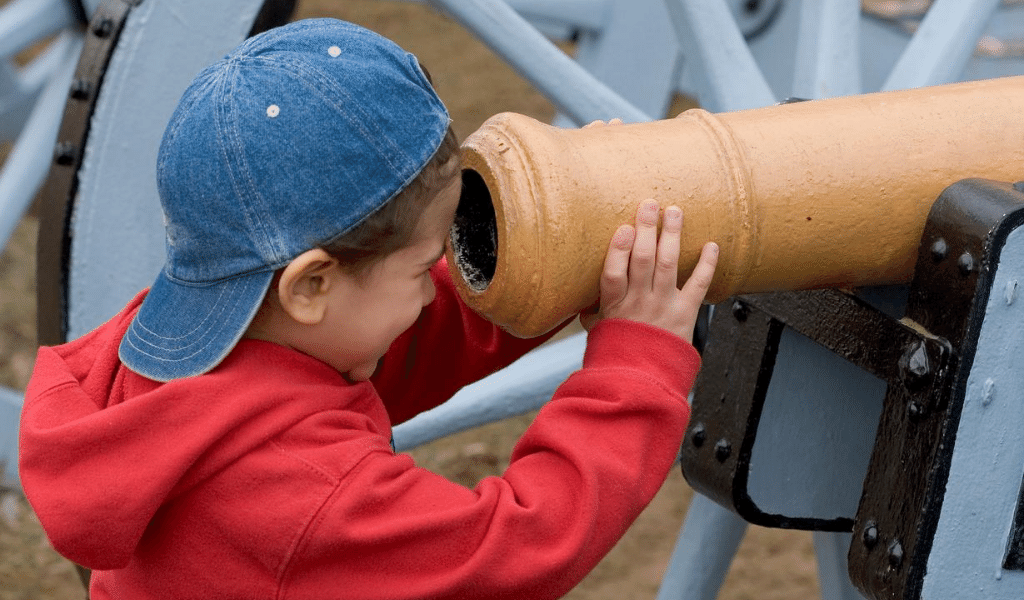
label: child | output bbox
[20,18,718,600]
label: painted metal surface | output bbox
[848,179,1024,599]
[918,223,1024,598]
[453,76,1024,337]
[681,288,931,531]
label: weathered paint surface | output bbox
[452,76,1024,337]
[920,225,1024,599]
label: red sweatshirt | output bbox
[20,262,700,600]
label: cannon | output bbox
[449,76,1024,336]
[3,1,1024,598]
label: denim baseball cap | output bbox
[119,18,451,381]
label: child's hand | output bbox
[580,199,719,344]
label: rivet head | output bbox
[863,521,879,549]
[930,238,948,262]
[266,104,280,118]
[714,438,732,462]
[328,45,342,57]
[53,142,77,166]
[732,300,749,322]
[958,252,975,276]
[907,401,926,422]
[888,539,904,569]
[91,17,114,38]
[690,423,706,448]
[69,79,92,101]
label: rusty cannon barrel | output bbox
[446,75,1024,338]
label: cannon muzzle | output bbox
[447,76,1024,337]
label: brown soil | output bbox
[0,1,819,598]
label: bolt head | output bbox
[863,522,879,549]
[69,79,92,101]
[930,238,948,262]
[690,423,707,448]
[53,142,77,166]
[92,18,114,38]
[731,301,749,322]
[714,438,732,462]
[958,252,975,276]
[888,539,904,569]
[899,341,931,392]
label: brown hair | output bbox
[321,125,460,277]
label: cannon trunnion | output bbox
[681,178,1024,600]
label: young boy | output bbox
[20,18,718,600]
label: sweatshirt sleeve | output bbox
[278,318,699,600]
[373,259,568,424]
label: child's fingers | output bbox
[653,206,682,295]
[680,242,719,307]
[629,200,660,292]
[600,224,635,304]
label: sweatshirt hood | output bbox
[19,291,356,570]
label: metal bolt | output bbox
[888,539,904,569]
[930,238,948,262]
[714,438,732,462]
[958,251,975,276]
[899,341,931,392]
[53,142,77,166]
[690,423,707,448]
[732,300,749,322]
[69,79,92,101]
[907,401,926,422]
[862,521,879,549]
[92,17,114,38]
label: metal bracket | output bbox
[681,287,951,532]
[850,178,1024,599]
[680,178,1024,599]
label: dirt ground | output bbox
[0,1,820,598]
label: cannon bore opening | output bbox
[451,169,498,292]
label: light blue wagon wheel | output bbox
[22,0,1024,598]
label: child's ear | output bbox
[276,249,339,325]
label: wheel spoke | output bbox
[662,0,776,111]
[792,0,862,99]
[882,0,1004,90]
[0,31,81,252]
[0,0,75,59]
[427,0,650,123]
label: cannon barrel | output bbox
[446,75,1024,337]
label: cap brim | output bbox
[118,269,274,382]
